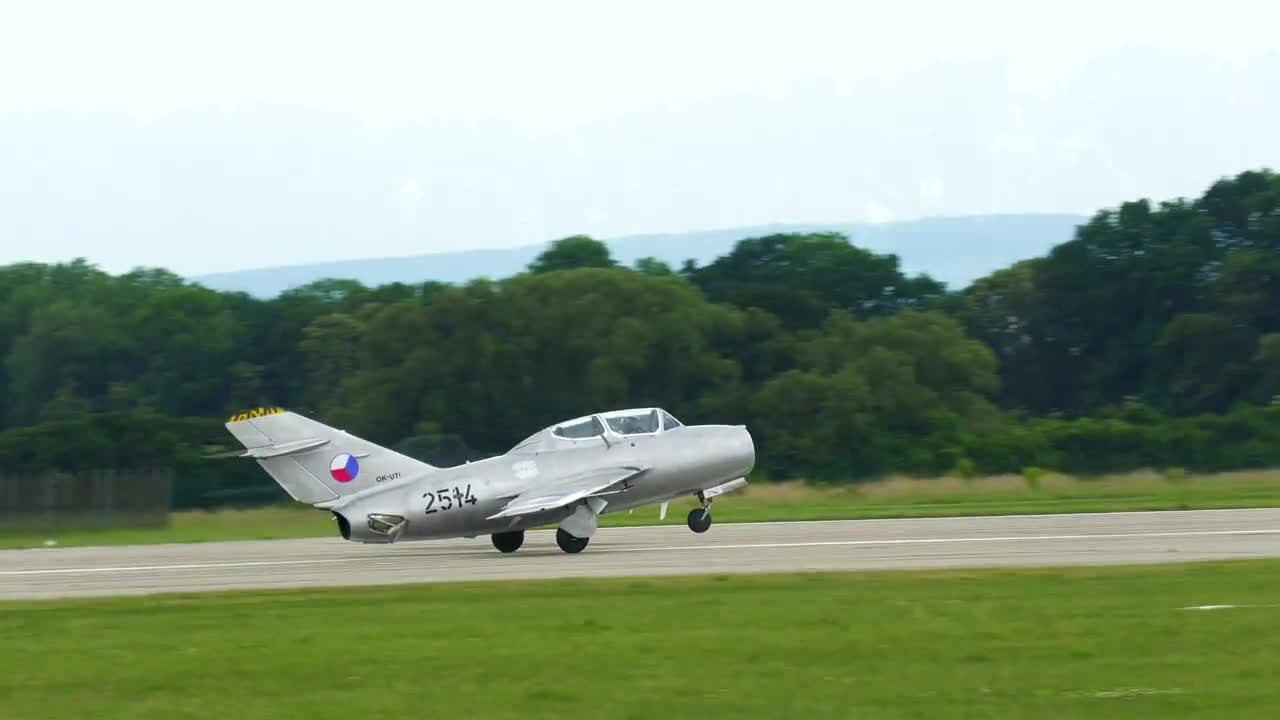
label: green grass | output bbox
[3,560,1279,719]
[5,468,1280,549]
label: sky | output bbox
[2,0,1279,274]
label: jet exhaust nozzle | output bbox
[332,510,404,543]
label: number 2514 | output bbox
[424,484,478,514]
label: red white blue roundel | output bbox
[329,454,360,483]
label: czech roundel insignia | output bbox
[329,454,360,483]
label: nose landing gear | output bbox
[687,491,712,533]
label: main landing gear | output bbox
[492,528,588,554]
[491,530,525,553]
[687,491,712,533]
[556,527,590,553]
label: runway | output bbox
[3,508,1280,600]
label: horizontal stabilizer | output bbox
[488,466,647,519]
[243,437,330,459]
[205,437,330,460]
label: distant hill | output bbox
[191,214,1086,297]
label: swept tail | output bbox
[224,407,435,507]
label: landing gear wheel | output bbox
[687,507,712,533]
[491,530,525,553]
[555,528,590,554]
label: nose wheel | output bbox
[687,508,712,533]
[687,492,713,533]
[491,530,525,553]
[556,528,590,553]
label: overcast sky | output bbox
[2,0,1279,274]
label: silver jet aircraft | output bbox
[223,406,755,553]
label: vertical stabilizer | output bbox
[224,408,435,506]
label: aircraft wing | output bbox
[487,465,647,519]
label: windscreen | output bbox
[602,409,660,435]
[553,416,604,439]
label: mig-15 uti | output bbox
[223,407,755,553]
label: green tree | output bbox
[297,312,367,416]
[691,233,945,329]
[326,268,745,451]
[973,169,1280,416]
[750,369,872,479]
[750,310,999,479]
[527,235,617,274]
[633,257,674,275]
[1147,313,1256,414]
[1252,333,1280,403]
[950,259,1054,412]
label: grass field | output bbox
[3,560,1278,719]
[4,469,1280,549]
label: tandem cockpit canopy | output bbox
[509,407,684,451]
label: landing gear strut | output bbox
[556,527,590,554]
[491,530,525,553]
[687,491,712,533]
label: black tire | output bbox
[687,508,712,533]
[491,530,525,553]
[555,527,590,554]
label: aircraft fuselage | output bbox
[332,423,754,543]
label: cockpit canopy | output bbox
[511,407,684,451]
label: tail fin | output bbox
[224,407,435,506]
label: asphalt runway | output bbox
[3,508,1280,600]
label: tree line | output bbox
[1,169,1277,507]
